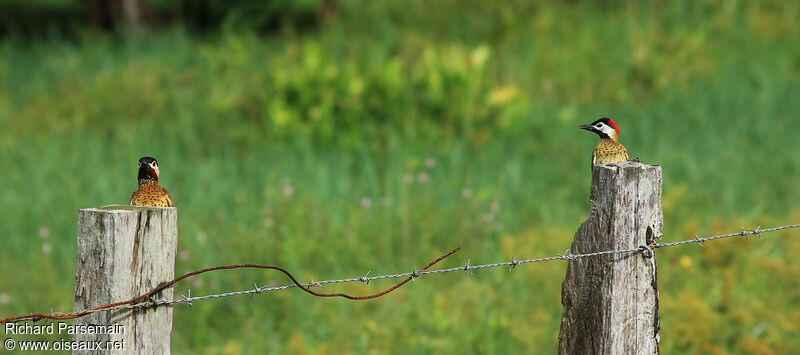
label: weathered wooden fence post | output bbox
[558,161,662,354]
[73,205,177,354]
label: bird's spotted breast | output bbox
[131,181,174,207]
[592,138,629,165]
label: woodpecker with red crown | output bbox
[580,118,629,165]
[130,157,174,207]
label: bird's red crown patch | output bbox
[606,118,620,136]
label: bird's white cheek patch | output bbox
[601,126,617,138]
[150,165,160,179]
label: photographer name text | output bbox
[5,322,125,335]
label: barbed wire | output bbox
[168,223,799,304]
[2,223,798,324]
[0,247,461,323]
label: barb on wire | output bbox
[2,223,798,325]
[181,290,192,307]
[358,271,371,284]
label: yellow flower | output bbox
[488,85,519,106]
[680,256,692,269]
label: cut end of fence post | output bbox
[74,205,177,354]
[558,161,662,354]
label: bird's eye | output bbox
[595,124,602,128]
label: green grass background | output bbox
[1,0,800,353]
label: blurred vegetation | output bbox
[0,0,325,35]
[1,0,800,353]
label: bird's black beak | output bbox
[579,124,594,131]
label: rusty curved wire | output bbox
[0,246,461,323]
